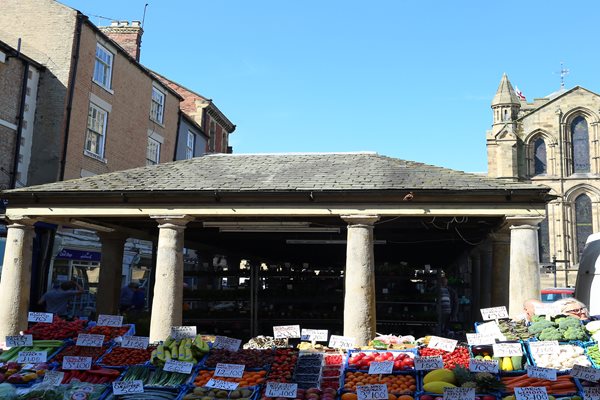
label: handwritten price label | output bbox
[527,365,557,381]
[477,321,506,341]
[17,351,47,363]
[300,329,328,342]
[215,363,245,378]
[265,382,298,398]
[329,335,355,349]
[121,336,149,350]
[163,360,194,374]
[357,384,388,400]
[427,336,457,352]
[368,361,393,375]
[583,387,600,400]
[43,370,64,386]
[97,314,123,327]
[571,364,600,382]
[76,333,105,347]
[514,387,548,400]
[170,326,197,340]
[205,378,239,390]
[27,312,53,323]
[466,333,495,346]
[5,334,33,347]
[480,306,509,320]
[213,336,242,352]
[414,356,444,370]
[273,325,301,339]
[528,341,559,356]
[493,343,523,357]
[444,387,475,400]
[63,356,92,370]
[113,380,144,395]
[469,359,499,373]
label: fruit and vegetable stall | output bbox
[1,311,600,399]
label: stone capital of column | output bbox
[504,215,544,230]
[151,215,194,230]
[341,214,380,227]
[6,216,37,230]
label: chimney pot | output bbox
[119,20,129,27]
[110,20,119,26]
[131,21,141,27]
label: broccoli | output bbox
[558,316,581,331]
[531,315,547,323]
[563,326,587,341]
[528,319,555,335]
[538,327,563,341]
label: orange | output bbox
[396,396,413,400]
[341,394,358,400]
[388,395,396,400]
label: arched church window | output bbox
[533,137,547,175]
[575,193,593,260]
[572,116,590,173]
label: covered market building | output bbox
[0,152,552,344]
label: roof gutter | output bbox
[58,13,84,181]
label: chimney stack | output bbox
[98,20,143,62]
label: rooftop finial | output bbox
[557,62,569,89]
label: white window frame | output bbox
[93,43,113,90]
[186,131,195,159]
[146,137,161,165]
[84,103,108,161]
[150,87,165,124]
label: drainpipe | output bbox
[173,110,182,161]
[11,57,29,189]
[59,13,84,181]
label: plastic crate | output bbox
[499,374,579,398]
[526,341,590,372]
[96,344,157,369]
[469,341,531,375]
[340,369,418,398]
[584,342,600,369]
[345,349,417,373]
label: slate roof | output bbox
[5,153,545,194]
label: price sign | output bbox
[477,321,507,341]
[43,370,64,386]
[213,336,242,352]
[368,361,394,375]
[113,380,144,394]
[6,334,33,347]
[163,360,194,374]
[214,363,245,378]
[514,387,548,400]
[356,384,388,400]
[63,356,92,370]
[170,326,197,340]
[27,312,53,323]
[17,351,47,363]
[583,387,600,400]
[480,306,509,321]
[493,343,523,357]
[97,314,123,327]
[76,333,105,347]
[570,364,600,382]
[273,325,301,339]
[121,336,149,350]
[427,336,457,352]
[205,378,239,390]
[329,335,356,349]
[469,359,499,373]
[414,356,444,370]
[526,365,557,381]
[528,341,559,356]
[265,382,298,398]
[300,329,328,342]
[444,387,475,400]
[466,333,496,346]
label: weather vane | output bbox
[557,62,569,89]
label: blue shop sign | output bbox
[56,248,101,262]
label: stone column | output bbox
[470,250,481,322]
[96,233,127,315]
[149,216,193,342]
[479,242,493,309]
[0,218,36,340]
[490,231,510,307]
[341,214,379,347]
[507,216,544,317]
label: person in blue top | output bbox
[38,280,83,317]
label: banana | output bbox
[165,348,172,362]
[164,336,174,347]
[179,339,186,359]
[156,344,165,361]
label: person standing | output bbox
[38,280,84,318]
[439,276,458,334]
[120,282,139,312]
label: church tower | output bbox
[487,74,521,180]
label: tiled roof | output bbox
[6,153,545,194]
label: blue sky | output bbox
[63,0,600,173]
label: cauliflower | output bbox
[586,320,600,334]
[538,327,563,341]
